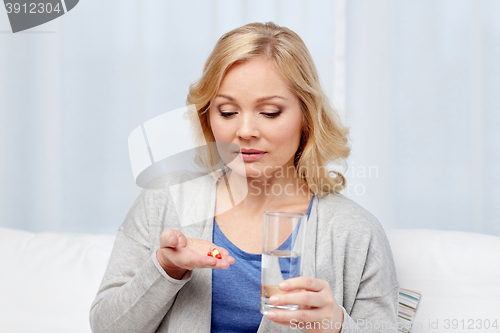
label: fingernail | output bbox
[269,296,278,304]
[279,282,288,290]
[267,311,277,320]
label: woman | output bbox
[90,22,399,333]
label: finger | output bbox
[226,255,235,265]
[279,276,327,293]
[160,229,177,248]
[161,247,214,270]
[266,308,326,327]
[269,290,330,308]
[190,253,218,267]
[161,229,186,249]
[176,231,188,248]
[205,253,235,268]
[179,250,234,270]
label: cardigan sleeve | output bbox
[340,209,400,332]
[89,188,192,333]
[316,193,400,333]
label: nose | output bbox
[236,113,260,140]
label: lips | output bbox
[237,148,266,162]
[239,148,265,154]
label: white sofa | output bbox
[1,227,499,333]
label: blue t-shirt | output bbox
[211,195,315,332]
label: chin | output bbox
[225,163,263,179]
[231,165,259,179]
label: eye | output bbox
[219,110,236,118]
[262,110,282,118]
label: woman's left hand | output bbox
[265,276,344,333]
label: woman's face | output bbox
[209,57,304,180]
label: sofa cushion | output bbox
[0,227,115,333]
[386,229,500,332]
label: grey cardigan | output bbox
[90,170,399,332]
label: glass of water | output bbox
[260,211,308,315]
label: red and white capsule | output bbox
[207,247,222,259]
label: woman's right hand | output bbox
[156,229,235,280]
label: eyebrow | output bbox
[215,94,287,103]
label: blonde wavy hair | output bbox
[186,22,350,196]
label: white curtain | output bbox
[0,0,498,236]
[345,0,500,236]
